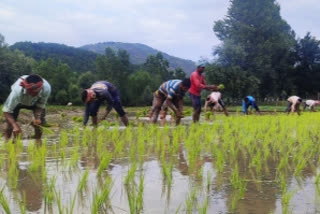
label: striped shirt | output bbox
[159,80,183,99]
[3,75,51,113]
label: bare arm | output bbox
[4,112,21,136]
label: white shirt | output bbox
[306,100,320,107]
[3,75,51,113]
[208,92,222,103]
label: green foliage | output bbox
[80,41,196,74]
[10,42,98,73]
[213,0,297,97]
[0,34,35,102]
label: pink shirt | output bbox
[189,70,206,96]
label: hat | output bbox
[197,62,206,68]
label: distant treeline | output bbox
[0,34,186,106]
[1,1,320,106]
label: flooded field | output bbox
[1,108,320,214]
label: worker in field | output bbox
[2,74,51,142]
[189,62,219,122]
[81,81,128,126]
[286,95,302,115]
[303,99,320,112]
[204,91,229,116]
[149,78,191,125]
[242,96,260,114]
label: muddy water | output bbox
[1,113,320,213]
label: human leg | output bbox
[149,91,166,124]
[190,93,201,123]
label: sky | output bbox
[0,0,319,62]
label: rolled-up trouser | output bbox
[5,104,46,139]
[149,90,166,123]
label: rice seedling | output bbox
[78,169,89,193]
[97,152,112,177]
[18,192,26,214]
[0,187,11,214]
[91,176,113,214]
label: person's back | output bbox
[208,92,222,103]
[242,96,259,114]
[159,79,184,99]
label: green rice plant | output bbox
[78,170,89,193]
[197,197,209,214]
[97,152,112,177]
[18,192,26,214]
[0,187,11,214]
[53,188,64,214]
[69,146,80,169]
[185,188,198,214]
[125,163,137,186]
[281,189,296,214]
[125,174,145,214]
[44,176,56,206]
[91,176,113,214]
[161,160,173,187]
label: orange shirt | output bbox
[188,70,206,96]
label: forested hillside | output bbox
[80,42,196,74]
[1,36,186,106]
[10,42,98,73]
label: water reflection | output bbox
[18,165,43,212]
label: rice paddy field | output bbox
[1,106,320,214]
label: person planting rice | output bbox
[2,74,51,142]
[303,99,320,112]
[286,95,302,115]
[242,96,260,115]
[189,62,220,122]
[204,91,229,116]
[149,78,191,125]
[81,81,128,126]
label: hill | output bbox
[80,42,196,74]
[10,42,98,73]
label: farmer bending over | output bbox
[81,81,128,126]
[242,96,260,115]
[204,91,229,116]
[2,74,51,142]
[286,96,302,115]
[303,99,320,112]
[149,79,191,125]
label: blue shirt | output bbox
[3,75,51,113]
[242,96,259,114]
[159,80,184,99]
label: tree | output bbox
[127,70,153,105]
[0,34,35,102]
[206,63,260,100]
[78,71,96,89]
[96,48,133,104]
[294,32,320,96]
[172,67,186,79]
[213,0,296,97]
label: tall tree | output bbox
[294,32,320,97]
[213,0,296,97]
[0,34,35,102]
[96,48,133,104]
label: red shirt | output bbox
[189,70,206,96]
